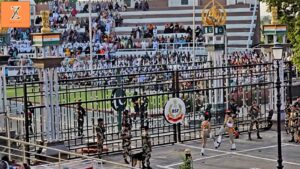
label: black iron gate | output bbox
[5,62,293,156]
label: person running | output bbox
[215,109,236,150]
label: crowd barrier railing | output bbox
[0,135,137,169]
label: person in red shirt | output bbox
[71,7,77,17]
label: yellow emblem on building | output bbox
[271,6,279,25]
[202,0,227,26]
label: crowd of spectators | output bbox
[164,23,203,36]
[130,23,203,39]
[5,0,206,62]
[7,0,123,56]
[228,50,267,66]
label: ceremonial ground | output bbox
[101,131,300,169]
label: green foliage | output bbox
[262,0,300,69]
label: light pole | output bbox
[272,44,284,169]
[88,0,93,71]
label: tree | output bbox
[262,0,300,68]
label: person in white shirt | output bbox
[152,40,159,50]
[153,26,158,38]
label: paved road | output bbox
[100,130,300,169]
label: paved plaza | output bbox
[102,131,300,169]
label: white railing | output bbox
[0,135,137,169]
[247,0,258,49]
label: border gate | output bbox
[2,61,292,158]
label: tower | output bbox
[31,10,64,142]
[202,0,227,114]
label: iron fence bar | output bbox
[288,61,293,104]
[23,82,30,165]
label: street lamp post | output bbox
[272,45,284,169]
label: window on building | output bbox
[181,0,189,5]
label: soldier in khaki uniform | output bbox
[248,101,263,140]
[121,124,132,164]
[287,106,298,142]
[96,118,106,159]
[142,126,152,169]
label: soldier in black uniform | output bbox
[248,101,262,140]
[96,118,106,159]
[121,124,132,164]
[77,100,86,136]
[132,91,140,121]
[229,99,239,138]
[27,101,34,134]
[204,104,212,122]
[140,93,149,128]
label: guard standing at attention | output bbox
[121,124,132,164]
[96,118,106,159]
[248,101,263,140]
[287,105,298,142]
[142,126,152,169]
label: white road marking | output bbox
[163,153,230,168]
[175,143,229,153]
[157,143,300,168]
[233,152,300,166]
[236,144,289,153]
[284,143,300,147]
[156,165,174,169]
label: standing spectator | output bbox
[145,0,149,11]
[134,0,139,10]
